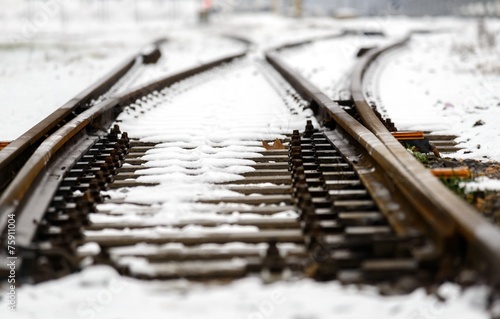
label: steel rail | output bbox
[265,51,454,244]
[222,34,255,47]
[266,42,500,284]
[350,34,500,284]
[0,51,247,277]
[0,40,164,193]
[268,31,348,52]
[265,29,383,55]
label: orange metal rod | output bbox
[431,167,470,178]
[392,131,425,141]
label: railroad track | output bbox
[1,32,500,298]
[268,32,500,284]
[0,39,165,193]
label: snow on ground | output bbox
[278,35,391,100]
[0,0,334,142]
[0,0,199,141]
[211,14,461,50]
[463,176,500,193]
[0,0,461,142]
[367,20,500,163]
[125,32,247,90]
[0,265,490,319]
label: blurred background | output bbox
[1,0,500,27]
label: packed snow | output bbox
[0,1,498,318]
[85,58,314,278]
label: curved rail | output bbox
[0,40,164,193]
[350,35,500,284]
[0,50,247,277]
[266,36,500,285]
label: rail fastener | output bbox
[392,131,440,157]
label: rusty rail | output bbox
[350,34,500,284]
[0,51,247,277]
[266,36,500,285]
